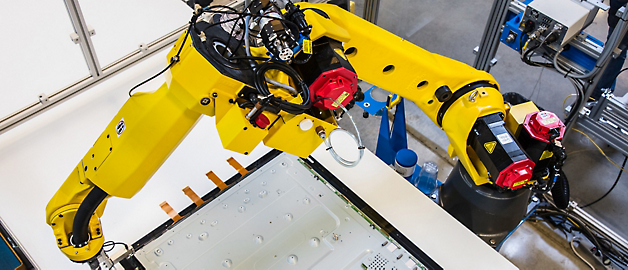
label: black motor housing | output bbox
[439,162,531,248]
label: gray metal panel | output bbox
[135,153,426,270]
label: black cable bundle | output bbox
[253,61,312,115]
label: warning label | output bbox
[484,141,497,154]
[303,39,312,54]
[116,118,125,137]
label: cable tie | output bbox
[326,147,332,151]
[358,146,365,150]
[563,69,572,78]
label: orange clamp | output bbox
[206,171,228,191]
[182,186,205,207]
[159,201,182,223]
[227,157,250,176]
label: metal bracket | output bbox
[88,249,114,270]
[584,0,610,11]
[38,93,49,105]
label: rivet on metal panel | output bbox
[206,171,228,191]
[227,157,250,176]
[255,235,264,244]
[182,186,205,207]
[159,201,182,223]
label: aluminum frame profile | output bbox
[571,203,628,257]
[363,0,381,24]
[64,0,101,78]
[473,0,510,72]
[576,93,628,157]
[0,0,249,136]
[0,25,188,136]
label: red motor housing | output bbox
[309,67,358,109]
[523,111,565,143]
[494,159,535,189]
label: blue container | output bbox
[394,149,417,180]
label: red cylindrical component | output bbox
[523,111,565,143]
[255,114,271,129]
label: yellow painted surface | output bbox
[505,101,539,137]
[264,112,337,158]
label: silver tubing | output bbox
[63,0,102,78]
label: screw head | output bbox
[200,97,211,105]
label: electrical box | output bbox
[521,0,594,49]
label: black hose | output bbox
[253,61,312,115]
[551,171,570,209]
[581,155,627,208]
[72,186,108,247]
[535,209,606,259]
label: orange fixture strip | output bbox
[182,186,205,207]
[159,201,182,222]
[206,171,228,191]
[227,157,250,176]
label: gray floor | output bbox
[341,0,628,269]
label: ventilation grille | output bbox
[366,253,389,270]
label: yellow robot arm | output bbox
[46,2,529,264]
[299,3,503,184]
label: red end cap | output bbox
[523,111,565,143]
[255,114,271,129]
[495,159,535,190]
[309,67,358,110]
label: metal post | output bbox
[363,0,380,24]
[64,0,102,78]
[473,0,510,72]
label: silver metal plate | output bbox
[134,153,425,270]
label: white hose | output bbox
[570,237,595,270]
[324,101,364,167]
[244,0,252,57]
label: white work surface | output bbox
[311,138,518,270]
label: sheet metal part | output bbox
[133,153,428,270]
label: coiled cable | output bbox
[322,99,364,167]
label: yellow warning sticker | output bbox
[513,179,528,187]
[332,92,350,107]
[484,141,497,154]
[303,39,313,54]
[539,150,554,160]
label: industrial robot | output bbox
[45,0,570,267]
